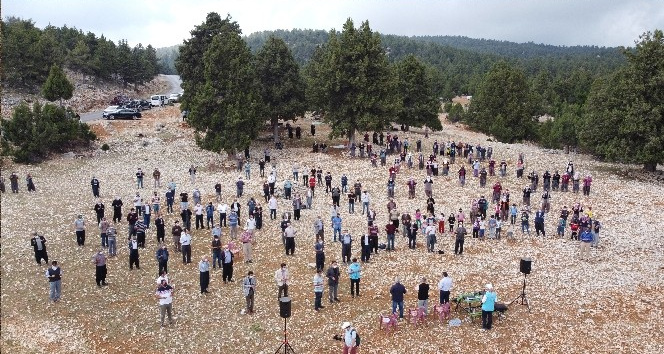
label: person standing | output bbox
[156,244,169,276]
[134,192,143,217]
[341,230,353,264]
[128,236,140,270]
[313,268,325,311]
[98,217,110,248]
[425,222,436,253]
[31,232,49,265]
[94,200,105,224]
[437,272,453,304]
[268,195,278,220]
[152,168,161,188]
[327,261,340,303]
[340,322,359,354]
[390,277,407,319]
[481,283,497,330]
[274,263,289,298]
[580,228,594,260]
[74,214,86,247]
[180,229,192,264]
[348,258,361,298]
[314,240,325,271]
[155,279,174,328]
[240,228,254,263]
[92,250,108,287]
[171,221,183,253]
[243,271,257,314]
[45,260,63,302]
[91,176,101,198]
[229,210,239,240]
[454,222,466,255]
[107,226,117,257]
[284,223,296,255]
[199,256,210,294]
[111,196,123,223]
[136,168,145,189]
[221,245,234,283]
[416,277,430,314]
[189,165,197,184]
[155,214,165,244]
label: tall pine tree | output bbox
[254,36,306,143]
[178,13,262,155]
[395,54,442,131]
[306,19,396,142]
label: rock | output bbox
[62,152,75,159]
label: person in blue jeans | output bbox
[390,277,407,319]
[332,214,342,242]
[481,283,497,330]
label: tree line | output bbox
[2,17,159,90]
[176,13,441,153]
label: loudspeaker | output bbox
[279,297,292,318]
[520,257,532,274]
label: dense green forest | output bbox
[1,17,160,90]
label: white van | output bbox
[150,94,169,107]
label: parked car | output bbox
[125,99,151,111]
[150,94,169,107]
[103,108,141,120]
[168,93,181,103]
[103,105,120,115]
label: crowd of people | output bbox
[6,124,604,352]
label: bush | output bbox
[101,143,110,151]
[1,102,96,163]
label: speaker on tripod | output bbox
[510,257,531,312]
[275,297,295,354]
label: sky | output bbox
[3,0,663,48]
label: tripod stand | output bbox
[510,273,531,312]
[275,317,295,354]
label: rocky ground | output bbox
[1,102,663,353]
[1,70,167,119]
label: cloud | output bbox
[3,0,662,48]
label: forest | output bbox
[1,17,160,90]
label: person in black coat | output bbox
[221,246,234,283]
[31,232,49,265]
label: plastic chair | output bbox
[379,312,398,333]
[434,303,451,323]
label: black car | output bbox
[125,99,151,111]
[103,108,142,120]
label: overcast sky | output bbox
[4,0,663,48]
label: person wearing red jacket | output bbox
[385,222,396,251]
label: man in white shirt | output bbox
[217,202,228,227]
[180,230,192,264]
[361,191,371,215]
[425,222,436,253]
[284,223,296,255]
[268,195,278,220]
[437,272,453,304]
[245,216,256,236]
[155,279,174,327]
[194,203,204,230]
[274,263,290,299]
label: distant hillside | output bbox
[157,28,627,100]
[407,35,625,61]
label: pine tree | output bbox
[254,36,306,143]
[395,54,442,131]
[581,30,664,171]
[178,13,262,155]
[42,65,74,106]
[305,19,396,142]
[465,61,538,143]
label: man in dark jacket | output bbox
[327,261,340,303]
[112,197,123,223]
[156,244,169,276]
[390,277,407,318]
[31,232,49,265]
